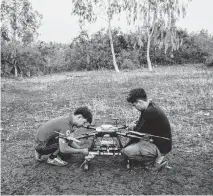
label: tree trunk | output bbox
[147,35,153,72]
[108,27,119,72]
[107,0,119,73]
[14,64,18,77]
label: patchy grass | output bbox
[1,64,213,195]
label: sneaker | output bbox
[155,156,165,164]
[144,160,167,171]
[154,160,168,171]
[35,150,45,162]
[47,156,68,166]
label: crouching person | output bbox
[35,106,93,166]
[122,88,172,170]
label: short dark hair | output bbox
[127,88,147,103]
[74,106,93,124]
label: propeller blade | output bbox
[127,131,170,140]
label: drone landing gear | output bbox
[81,159,90,171]
[126,159,131,170]
[81,154,96,171]
[83,161,89,171]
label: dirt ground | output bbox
[1,65,213,195]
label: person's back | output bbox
[123,88,172,170]
[34,106,93,166]
[134,101,172,154]
[35,116,72,143]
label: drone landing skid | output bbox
[81,150,128,171]
[80,123,130,171]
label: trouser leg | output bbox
[35,137,59,156]
[122,140,162,165]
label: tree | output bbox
[72,0,121,72]
[1,0,42,42]
[192,30,213,66]
[1,0,42,76]
[123,0,190,71]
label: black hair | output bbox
[74,106,93,124]
[127,88,147,103]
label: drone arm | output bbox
[116,132,144,140]
[127,131,146,136]
[83,125,97,130]
[117,125,127,130]
[148,134,170,140]
[128,131,170,140]
[76,133,96,140]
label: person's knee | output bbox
[122,146,136,157]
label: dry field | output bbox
[1,64,213,195]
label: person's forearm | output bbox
[70,141,81,149]
[60,146,84,154]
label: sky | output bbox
[29,0,213,44]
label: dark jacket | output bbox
[126,101,172,154]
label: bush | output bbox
[205,55,213,67]
[120,59,136,70]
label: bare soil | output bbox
[1,65,213,195]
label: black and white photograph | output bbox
[1,0,213,195]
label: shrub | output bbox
[205,55,213,67]
[120,59,136,70]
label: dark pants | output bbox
[35,137,72,160]
[35,137,59,155]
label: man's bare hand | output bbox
[82,148,89,155]
[127,123,136,131]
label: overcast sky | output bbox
[29,0,213,44]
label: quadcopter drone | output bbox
[57,121,170,171]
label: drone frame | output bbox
[56,123,170,171]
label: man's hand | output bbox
[82,148,89,155]
[127,123,136,131]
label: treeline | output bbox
[1,28,213,77]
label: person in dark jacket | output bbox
[122,88,172,170]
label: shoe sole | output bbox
[47,159,68,166]
[47,162,67,166]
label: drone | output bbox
[56,121,170,171]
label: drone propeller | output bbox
[127,131,170,140]
[83,125,96,130]
[116,132,143,139]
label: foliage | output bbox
[1,0,42,42]
[2,0,213,77]
[1,40,47,77]
[1,0,42,77]
[122,0,191,71]
[72,0,121,72]
[1,27,213,77]
[191,30,213,67]
[120,58,136,69]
